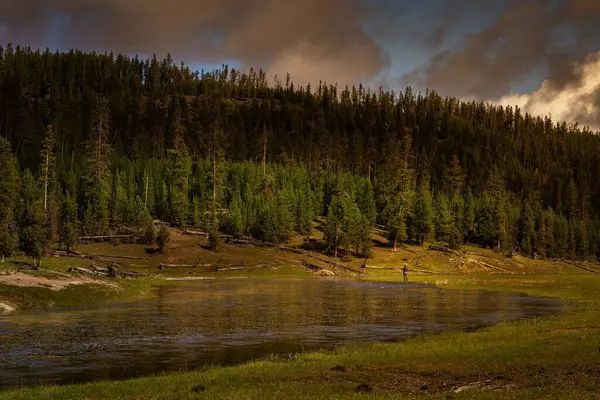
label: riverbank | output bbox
[1,224,596,313]
[1,273,598,399]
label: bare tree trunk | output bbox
[262,125,267,177]
[334,229,339,264]
[44,152,49,211]
[144,169,149,209]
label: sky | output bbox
[2,0,600,130]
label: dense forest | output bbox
[1,43,600,265]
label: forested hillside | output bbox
[1,44,600,263]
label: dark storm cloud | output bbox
[402,0,600,99]
[0,0,391,86]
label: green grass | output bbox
[0,274,171,312]
[2,274,599,399]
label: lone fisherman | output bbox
[402,262,408,282]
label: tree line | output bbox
[0,44,599,262]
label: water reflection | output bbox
[0,278,563,388]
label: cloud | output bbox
[495,52,600,131]
[0,0,390,87]
[402,0,600,99]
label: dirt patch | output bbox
[0,301,16,313]
[542,327,600,334]
[0,272,119,291]
[301,364,600,395]
[341,367,516,395]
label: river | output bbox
[0,278,563,388]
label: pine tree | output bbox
[59,191,78,252]
[295,189,314,238]
[84,97,112,235]
[189,196,202,228]
[443,155,465,195]
[485,167,508,250]
[449,191,465,249]
[19,170,46,268]
[226,192,245,236]
[156,225,170,253]
[544,210,557,258]
[40,124,58,241]
[463,188,476,243]
[143,219,156,245]
[166,124,191,227]
[434,192,452,244]
[553,213,569,257]
[0,137,19,261]
[519,199,535,256]
[411,176,434,245]
[382,133,414,250]
[324,193,348,258]
[356,178,377,226]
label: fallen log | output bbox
[217,267,246,271]
[560,259,599,274]
[118,270,148,278]
[467,258,514,274]
[247,237,363,275]
[183,229,208,237]
[84,253,147,260]
[68,267,105,276]
[158,263,213,270]
[302,260,323,272]
[428,244,459,256]
[365,265,395,270]
[78,235,137,242]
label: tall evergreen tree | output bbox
[411,176,434,245]
[19,170,45,268]
[166,124,191,227]
[0,138,19,261]
[382,133,414,250]
[463,188,476,243]
[519,199,535,256]
[59,191,78,252]
[434,192,452,244]
[449,191,465,249]
[443,155,465,195]
[84,97,112,235]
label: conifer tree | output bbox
[434,192,452,243]
[59,191,78,252]
[84,97,112,235]
[411,176,434,245]
[40,124,58,241]
[226,192,245,236]
[156,225,170,253]
[356,179,377,226]
[485,167,508,250]
[19,170,45,268]
[463,188,476,243]
[519,199,535,256]
[382,133,414,250]
[324,193,349,258]
[443,155,465,195]
[553,213,570,257]
[449,191,465,249]
[166,124,191,227]
[295,189,314,238]
[0,138,19,262]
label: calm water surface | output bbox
[0,278,563,388]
